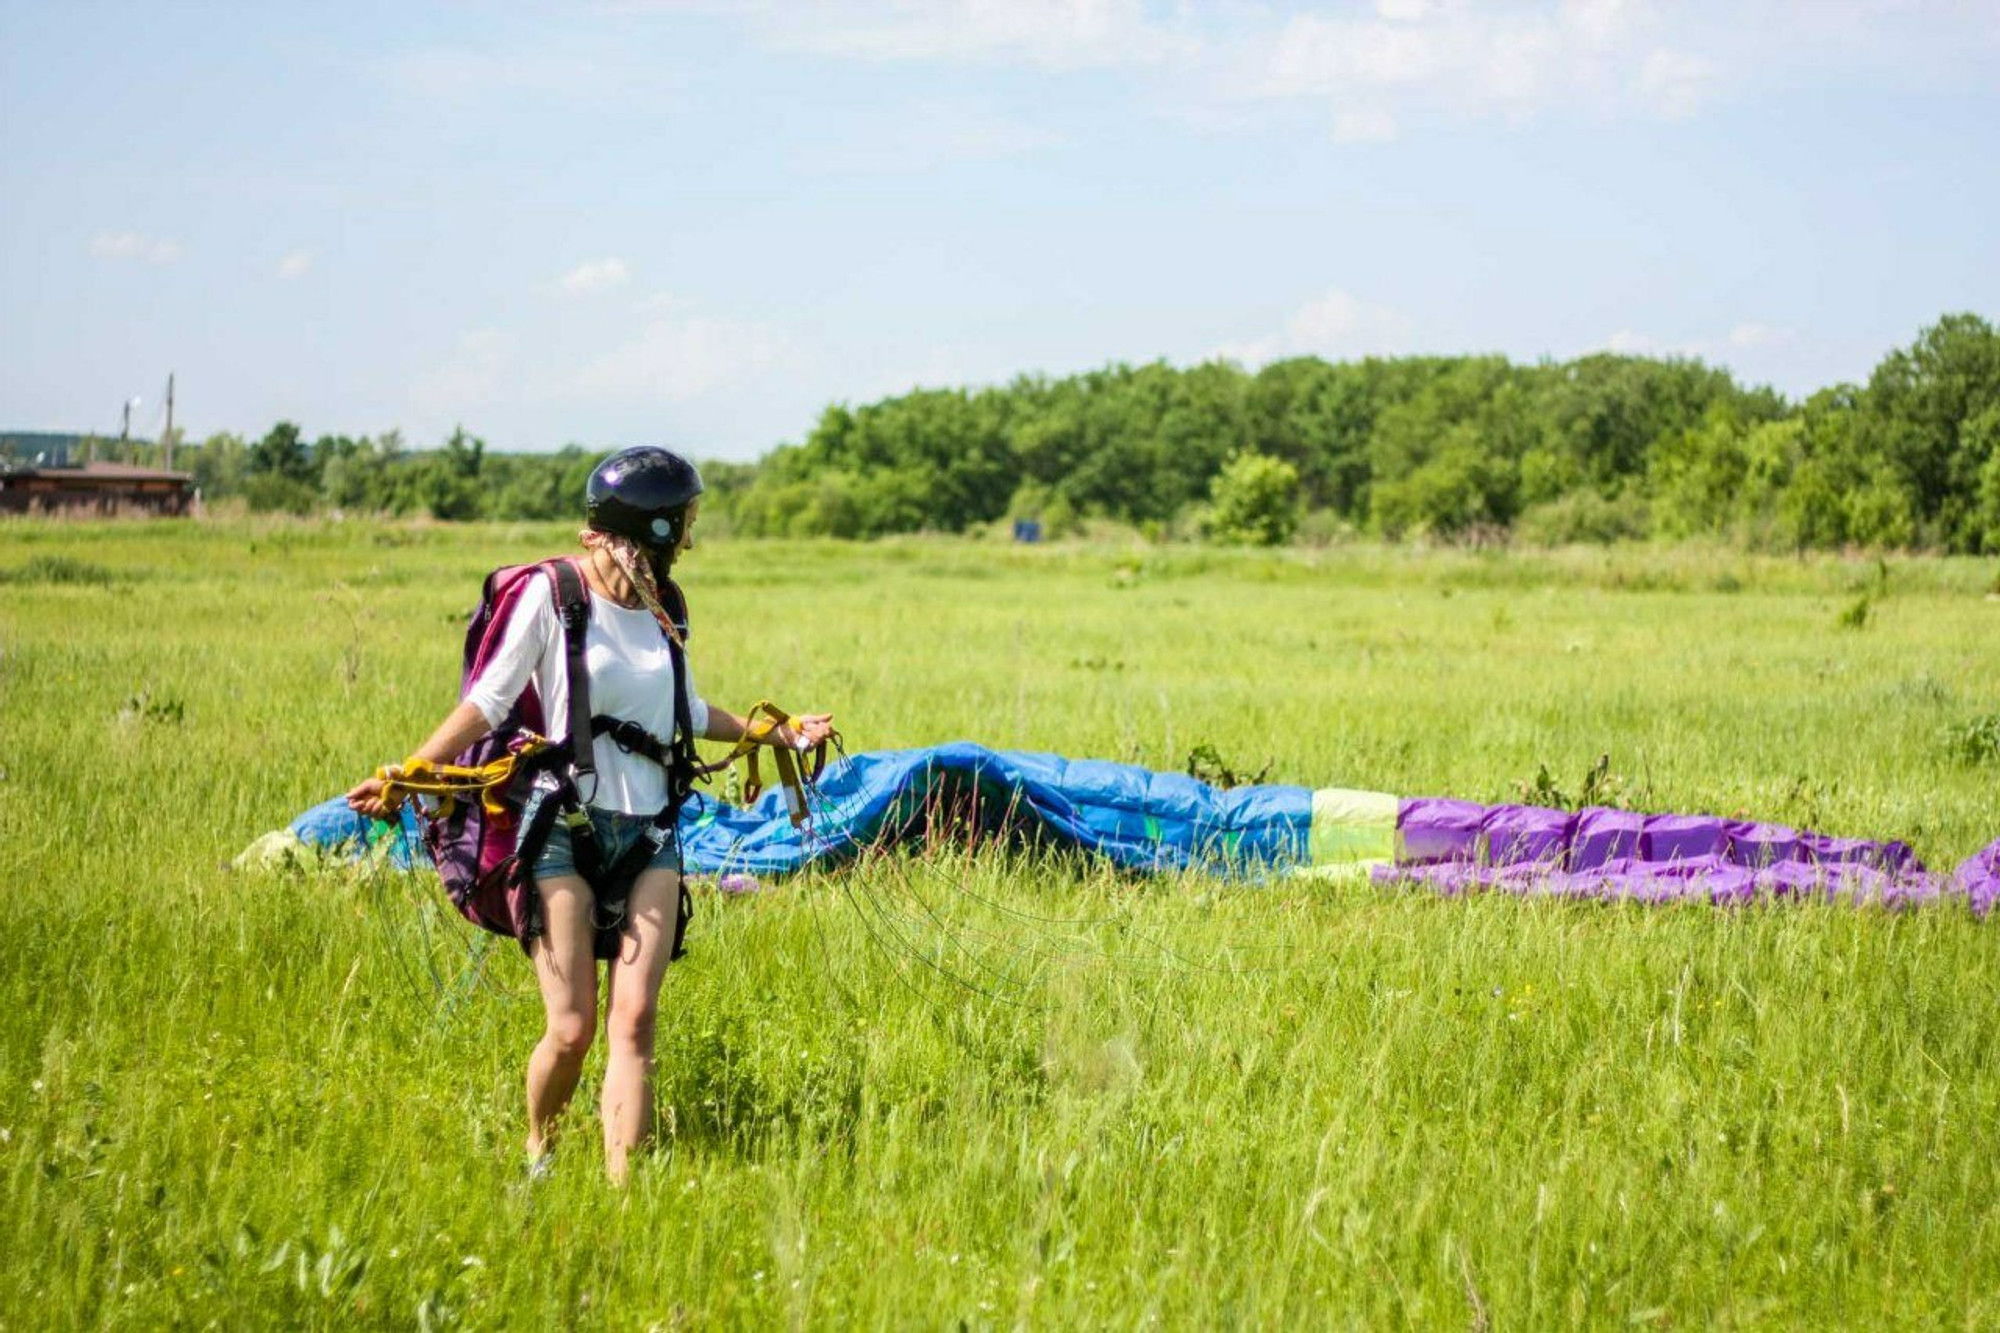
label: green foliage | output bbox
[1515,753,1637,810]
[1203,452,1300,546]
[1514,488,1649,546]
[1183,741,1272,788]
[1369,434,1516,540]
[115,687,186,726]
[1942,713,2000,766]
[186,431,249,498]
[241,472,319,516]
[247,420,312,487]
[1966,406,2000,553]
[0,554,118,585]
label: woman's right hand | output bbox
[345,771,405,821]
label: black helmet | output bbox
[586,447,704,551]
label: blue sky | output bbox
[3,1,1995,460]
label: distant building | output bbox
[0,461,196,516]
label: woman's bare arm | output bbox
[344,700,494,818]
[701,706,834,752]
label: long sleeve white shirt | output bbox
[463,574,709,815]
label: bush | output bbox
[241,473,318,516]
[1943,713,2000,766]
[1203,453,1300,547]
[1369,445,1515,540]
[1515,489,1650,546]
[1293,507,1358,548]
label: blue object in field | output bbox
[288,799,429,867]
[285,743,1313,877]
[1012,519,1042,543]
[681,743,1312,875]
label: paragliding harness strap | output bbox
[504,559,698,959]
[681,700,833,828]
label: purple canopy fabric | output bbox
[1955,840,2000,917]
[1377,797,1976,910]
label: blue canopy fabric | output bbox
[287,743,1317,877]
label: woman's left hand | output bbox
[784,712,835,750]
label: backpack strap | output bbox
[658,574,691,644]
[545,559,608,883]
[548,559,594,783]
[667,624,698,786]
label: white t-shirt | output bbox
[463,573,710,815]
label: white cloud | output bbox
[1376,0,1435,22]
[1638,47,1717,119]
[635,290,691,315]
[561,258,632,295]
[571,309,783,402]
[1236,1,2000,136]
[1601,321,1796,360]
[411,328,512,416]
[1248,0,1734,128]
[1287,289,1418,354]
[276,250,313,280]
[1265,15,1447,96]
[1727,322,1793,349]
[768,0,1201,71]
[797,104,1065,174]
[1211,288,1418,366]
[1331,107,1398,143]
[90,232,181,264]
[1562,0,1645,47]
[404,2,1996,157]
[379,45,654,108]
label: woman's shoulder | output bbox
[486,562,563,631]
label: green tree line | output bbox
[124,311,2000,552]
[732,312,2000,552]
[116,427,757,530]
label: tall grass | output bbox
[2,519,1997,1326]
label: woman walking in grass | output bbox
[345,447,833,1182]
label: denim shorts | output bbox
[522,795,680,882]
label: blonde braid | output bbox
[580,529,684,646]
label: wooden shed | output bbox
[0,462,196,516]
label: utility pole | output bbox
[163,372,176,469]
[112,395,141,464]
[111,399,130,464]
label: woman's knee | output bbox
[603,998,659,1055]
[544,1009,596,1061]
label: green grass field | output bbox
[3,518,1998,1327]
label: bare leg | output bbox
[526,874,598,1161]
[600,869,681,1183]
